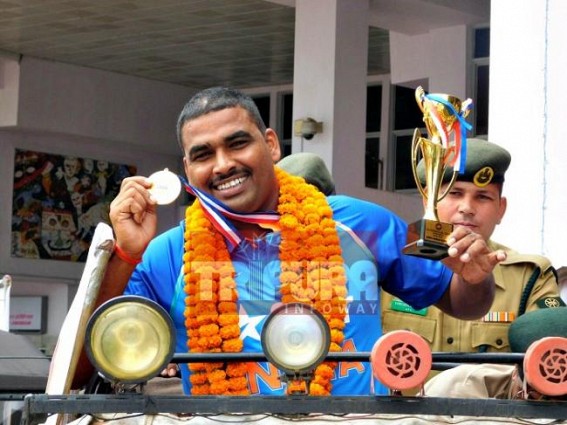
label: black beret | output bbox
[508,307,567,353]
[417,138,511,187]
[277,152,336,196]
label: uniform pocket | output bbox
[471,322,510,351]
[382,310,436,344]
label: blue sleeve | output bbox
[329,195,452,310]
[124,224,184,314]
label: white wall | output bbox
[490,0,567,267]
[0,57,197,339]
[17,57,195,155]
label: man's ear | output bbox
[182,156,195,186]
[497,196,507,224]
[183,156,190,180]
[265,128,282,162]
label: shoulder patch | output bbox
[536,297,566,309]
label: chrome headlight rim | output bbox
[260,302,331,376]
[85,295,175,385]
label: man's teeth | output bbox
[216,177,246,191]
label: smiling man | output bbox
[75,88,506,397]
[181,107,281,218]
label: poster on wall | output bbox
[11,149,137,262]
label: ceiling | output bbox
[0,0,489,90]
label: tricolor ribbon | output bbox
[179,176,279,249]
[423,97,450,148]
[425,94,473,173]
[482,311,516,323]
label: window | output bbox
[474,64,489,136]
[365,137,380,189]
[391,85,424,191]
[252,95,270,129]
[393,133,417,191]
[393,85,423,131]
[247,89,293,158]
[280,92,293,157]
[474,27,490,59]
[473,27,490,136]
[366,85,382,133]
[365,85,382,188]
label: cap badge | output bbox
[473,166,494,187]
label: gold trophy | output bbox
[403,86,472,260]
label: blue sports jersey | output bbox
[125,194,452,395]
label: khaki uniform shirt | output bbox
[381,240,564,353]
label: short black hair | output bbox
[176,87,267,152]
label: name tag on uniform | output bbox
[482,311,516,322]
[390,298,427,316]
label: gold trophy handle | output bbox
[415,86,426,114]
[411,129,460,203]
[436,169,459,202]
[411,129,428,200]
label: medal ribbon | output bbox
[425,94,473,173]
[179,176,279,249]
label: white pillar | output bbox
[292,0,369,193]
[490,0,567,267]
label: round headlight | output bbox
[85,295,175,384]
[261,303,330,375]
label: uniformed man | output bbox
[382,138,564,356]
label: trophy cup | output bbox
[403,86,472,260]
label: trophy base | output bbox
[403,218,453,260]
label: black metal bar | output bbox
[0,393,28,401]
[23,394,567,421]
[0,356,49,360]
[433,352,524,364]
[172,352,525,364]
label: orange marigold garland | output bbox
[183,166,347,396]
